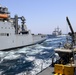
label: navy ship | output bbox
[47,27,62,38]
[52,27,62,36]
[0,5,46,51]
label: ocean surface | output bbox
[0,35,68,75]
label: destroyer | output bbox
[0,5,46,51]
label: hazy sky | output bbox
[0,0,76,34]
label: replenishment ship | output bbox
[0,5,46,51]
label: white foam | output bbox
[46,38,61,42]
[30,58,52,75]
[0,39,56,75]
[26,56,35,61]
[0,71,4,75]
[4,54,20,60]
[0,51,9,58]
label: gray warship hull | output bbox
[0,21,46,50]
[0,5,46,51]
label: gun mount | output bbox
[54,17,76,65]
[66,17,76,46]
[66,17,74,35]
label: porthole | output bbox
[7,33,9,36]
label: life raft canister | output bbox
[0,14,8,19]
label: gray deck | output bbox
[37,66,54,75]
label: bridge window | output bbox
[0,33,9,36]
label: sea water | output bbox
[0,35,68,75]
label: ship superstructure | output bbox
[0,5,46,50]
[52,27,62,36]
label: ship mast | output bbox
[12,15,26,34]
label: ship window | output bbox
[0,33,7,36]
[7,33,9,36]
